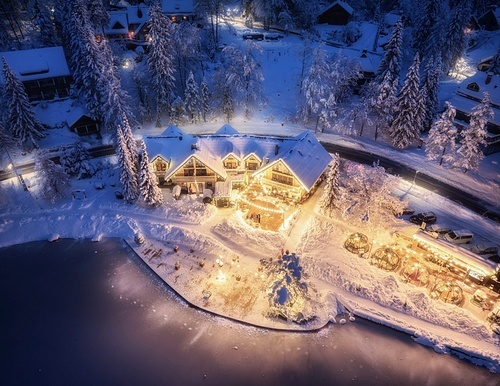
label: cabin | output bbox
[66,107,100,136]
[103,4,150,42]
[161,0,196,23]
[0,46,72,102]
[447,72,500,155]
[477,6,500,31]
[143,125,332,202]
[317,1,353,26]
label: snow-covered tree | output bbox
[389,54,422,149]
[35,153,70,203]
[170,96,187,125]
[425,102,458,166]
[184,71,201,123]
[221,84,234,123]
[251,0,284,29]
[440,1,471,74]
[454,93,493,172]
[320,154,341,217]
[2,58,45,150]
[195,0,228,44]
[297,45,331,125]
[375,17,403,85]
[223,43,265,119]
[139,140,164,207]
[412,0,446,60]
[116,124,139,203]
[59,141,97,179]
[0,122,16,167]
[421,57,442,131]
[171,22,202,92]
[339,162,407,227]
[200,77,210,122]
[277,8,294,34]
[29,0,57,47]
[87,0,110,31]
[147,4,176,127]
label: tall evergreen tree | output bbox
[147,4,176,127]
[139,140,164,207]
[0,122,16,165]
[454,93,493,172]
[320,154,341,217]
[221,84,234,123]
[116,124,139,203]
[376,16,404,84]
[389,54,422,149]
[171,22,202,92]
[184,71,201,123]
[421,57,442,131]
[30,0,57,47]
[170,96,187,125]
[440,1,471,74]
[87,0,110,32]
[425,102,458,166]
[2,58,45,150]
[412,0,446,60]
[200,77,210,122]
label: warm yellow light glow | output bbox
[216,269,226,281]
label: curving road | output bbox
[1,142,499,223]
[320,142,500,223]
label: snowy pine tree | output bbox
[389,54,422,149]
[320,154,341,217]
[440,1,471,74]
[425,102,458,166]
[147,4,176,127]
[2,58,45,150]
[375,17,403,85]
[116,124,139,203]
[35,153,71,203]
[30,0,57,47]
[60,141,97,179]
[139,140,164,207]
[184,71,201,123]
[170,96,187,125]
[454,93,493,172]
[0,122,16,166]
[87,0,110,31]
[412,0,446,60]
[421,57,442,131]
[200,77,210,122]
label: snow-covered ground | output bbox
[1,18,500,373]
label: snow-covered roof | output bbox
[160,0,194,14]
[104,11,129,35]
[144,127,332,191]
[456,72,500,107]
[65,106,94,128]
[214,124,240,135]
[127,4,149,24]
[104,4,150,37]
[384,12,402,27]
[320,1,354,16]
[0,46,70,83]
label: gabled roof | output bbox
[456,72,500,108]
[320,1,354,16]
[66,106,95,128]
[103,11,128,35]
[0,46,70,83]
[143,127,332,191]
[214,124,239,135]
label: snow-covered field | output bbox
[1,17,500,373]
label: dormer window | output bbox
[466,82,480,92]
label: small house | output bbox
[0,46,72,102]
[317,1,354,26]
[477,6,500,31]
[447,72,500,155]
[66,107,100,136]
[161,0,196,22]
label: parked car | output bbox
[242,32,264,40]
[409,212,437,226]
[465,242,499,256]
[424,224,452,238]
[443,229,473,244]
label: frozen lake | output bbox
[0,238,498,385]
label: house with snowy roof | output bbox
[143,125,332,202]
[0,46,71,102]
[477,6,500,31]
[447,72,500,155]
[161,0,196,22]
[66,106,100,136]
[317,1,353,25]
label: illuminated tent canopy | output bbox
[370,247,401,271]
[344,233,369,254]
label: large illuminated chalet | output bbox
[143,125,332,201]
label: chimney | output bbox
[485,72,493,84]
[275,145,279,155]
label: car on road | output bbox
[465,243,499,256]
[443,229,473,244]
[424,224,452,238]
[409,212,437,226]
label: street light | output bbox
[413,170,419,185]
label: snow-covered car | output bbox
[443,229,473,244]
[242,32,264,40]
[465,243,499,256]
[424,224,452,238]
[409,212,437,226]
